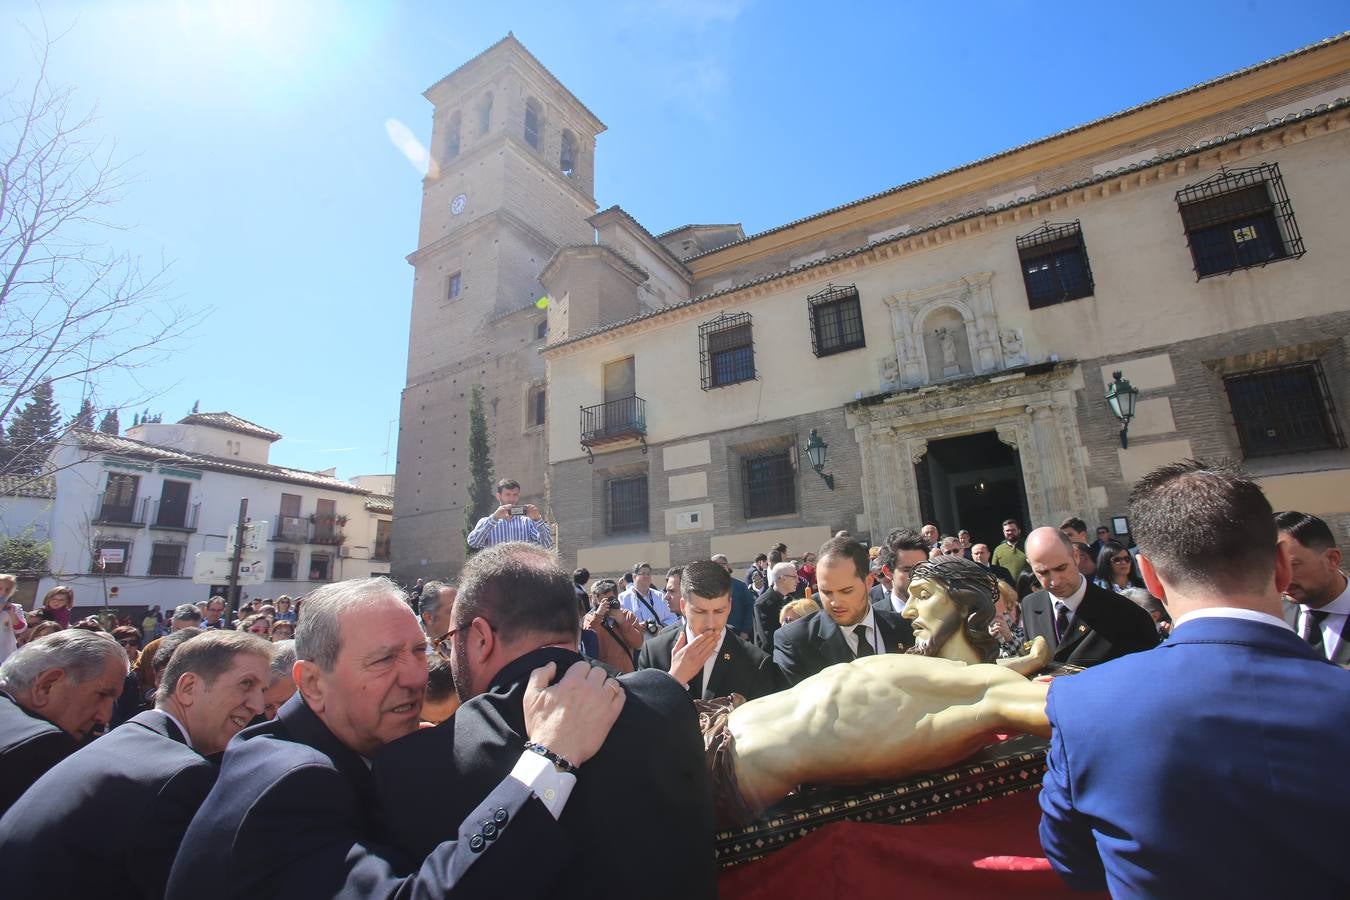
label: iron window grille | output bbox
[91,539,131,575]
[607,475,649,535]
[699,312,756,390]
[742,449,796,519]
[807,284,866,357]
[1176,163,1305,278]
[148,543,186,577]
[1224,361,1345,458]
[1016,220,1095,309]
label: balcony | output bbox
[94,497,147,527]
[150,500,200,532]
[274,515,309,543]
[310,514,348,546]
[579,395,647,463]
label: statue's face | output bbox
[901,576,963,658]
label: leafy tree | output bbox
[0,533,51,574]
[462,384,495,550]
[97,409,120,435]
[3,381,60,475]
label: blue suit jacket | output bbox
[0,709,214,900]
[728,577,755,638]
[167,693,564,900]
[1040,615,1350,898]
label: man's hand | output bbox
[581,610,601,632]
[525,503,542,521]
[522,661,625,767]
[493,504,513,520]
[669,630,718,687]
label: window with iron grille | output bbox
[91,539,131,575]
[807,284,866,356]
[273,550,298,581]
[742,449,796,519]
[1224,362,1345,458]
[1016,221,1095,308]
[148,543,185,577]
[1176,164,1305,278]
[607,476,648,534]
[699,312,755,389]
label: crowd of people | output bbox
[0,464,1345,898]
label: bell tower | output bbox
[393,34,605,580]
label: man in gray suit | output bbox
[1276,511,1350,665]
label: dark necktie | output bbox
[1054,602,1071,643]
[1305,610,1328,650]
[853,624,874,658]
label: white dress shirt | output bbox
[1295,576,1350,660]
[1056,574,1089,616]
[1171,607,1295,633]
[841,607,881,656]
[682,624,728,694]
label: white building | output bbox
[33,412,393,614]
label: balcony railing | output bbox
[274,515,309,543]
[579,395,647,463]
[95,497,148,526]
[310,515,347,546]
[150,500,200,531]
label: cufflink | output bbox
[469,834,486,853]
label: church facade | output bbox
[396,33,1350,578]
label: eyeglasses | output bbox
[431,620,497,661]
[1112,556,1132,563]
[117,638,138,647]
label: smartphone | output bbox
[509,505,527,516]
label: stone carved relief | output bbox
[878,356,901,393]
[999,328,1028,368]
[883,273,1007,390]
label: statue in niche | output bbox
[878,355,900,392]
[1000,328,1027,366]
[935,327,958,368]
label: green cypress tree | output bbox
[70,397,96,430]
[5,380,61,475]
[98,409,120,435]
[463,384,496,551]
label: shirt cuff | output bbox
[510,750,577,820]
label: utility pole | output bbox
[226,498,248,613]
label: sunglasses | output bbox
[1112,556,1132,563]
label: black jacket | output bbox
[1021,579,1160,668]
[167,693,560,900]
[0,690,77,818]
[636,625,782,700]
[0,709,215,899]
[753,588,792,653]
[773,607,914,686]
[372,647,717,900]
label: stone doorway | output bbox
[915,432,1029,548]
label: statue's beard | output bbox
[905,616,960,659]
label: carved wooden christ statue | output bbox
[702,556,1052,827]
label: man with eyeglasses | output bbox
[753,562,800,653]
[580,579,644,674]
[168,576,624,899]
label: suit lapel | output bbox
[1024,593,1059,652]
[705,629,741,699]
[817,614,854,664]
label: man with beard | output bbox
[167,576,625,899]
[704,555,1051,826]
[774,538,914,686]
[373,543,716,900]
[0,630,271,899]
[1276,511,1350,665]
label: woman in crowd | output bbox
[36,585,73,628]
[270,619,294,642]
[110,625,142,663]
[798,552,818,590]
[1095,540,1146,594]
[990,580,1027,658]
[779,598,818,627]
[17,615,58,647]
[273,595,297,623]
[239,613,271,637]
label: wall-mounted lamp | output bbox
[804,428,835,490]
[1104,370,1139,449]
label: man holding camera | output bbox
[618,562,678,639]
[582,580,645,673]
[466,479,552,550]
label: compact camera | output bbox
[509,505,527,516]
[642,620,660,635]
[603,598,621,610]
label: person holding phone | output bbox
[466,478,553,550]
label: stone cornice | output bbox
[407,204,560,268]
[540,105,1350,360]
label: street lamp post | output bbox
[1105,371,1140,449]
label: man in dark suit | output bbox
[753,561,799,652]
[373,542,717,900]
[638,560,781,701]
[1275,511,1350,666]
[0,630,272,899]
[1040,459,1350,897]
[774,537,914,686]
[1020,526,1158,668]
[970,543,1014,587]
[0,629,127,815]
[167,575,625,900]
[873,528,931,615]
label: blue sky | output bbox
[3,0,1345,479]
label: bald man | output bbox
[1020,527,1159,668]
